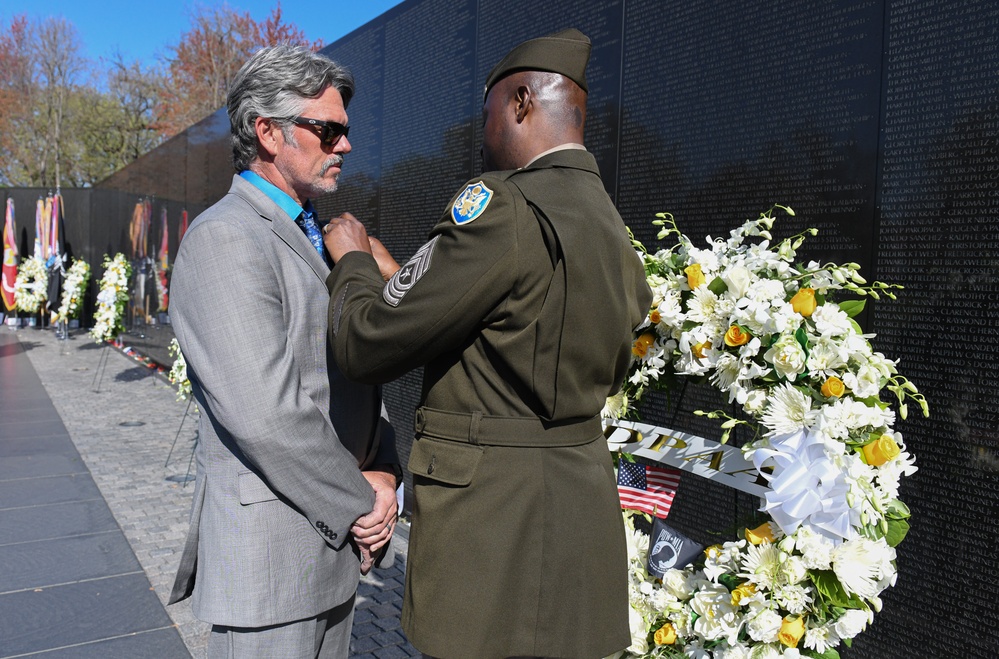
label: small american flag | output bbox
[617,460,681,519]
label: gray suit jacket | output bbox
[167,174,397,627]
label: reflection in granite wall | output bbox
[7,1,995,654]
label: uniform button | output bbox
[427,455,436,475]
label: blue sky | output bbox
[0,1,405,70]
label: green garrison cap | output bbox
[484,28,592,100]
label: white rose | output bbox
[764,334,806,380]
[723,265,754,299]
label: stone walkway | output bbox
[10,326,418,658]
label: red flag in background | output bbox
[158,207,169,311]
[617,460,681,519]
[178,209,189,244]
[2,199,18,311]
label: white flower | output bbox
[833,609,870,640]
[715,643,751,659]
[690,583,742,642]
[723,265,754,299]
[764,334,807,381]
[624,604,649,655]
[832,538,893,599]
[602,391,629,420]
[740,542,784,591]
[748,644,782,659]
[687,286,724,324]
[662,569,695,600]
[745,602,782,642]
[842,361,883,399]
[811,303,853,337]
[780,556,807,584]
[793,527,835,570]
[742,388,768,414]
[803,623,840,654]
[806,336,847,379]
[760,383,814,436]
[775,584,812,614]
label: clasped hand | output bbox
[352,469,398,575]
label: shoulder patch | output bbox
[451,181,493,225]
[383,236,440,307]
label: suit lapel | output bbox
[228,175,330,284]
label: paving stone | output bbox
[21,329,417,658]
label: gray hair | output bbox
[227,45,354,172]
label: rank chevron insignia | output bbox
[451,181,493,225]
[383,236,440,307]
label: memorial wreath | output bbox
[13,256,48,314]
[90,253,131,343]
[605,207,928,659]
[56,258,91,322]
[167,337,192,402]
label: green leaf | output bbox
[848,318,864,335]
[886,499,911,519]
[795,326,810,353]
[803,648,841,659]
[708,276,728,296]
[809,570,864,609]
[886,518,910,547]
[718,573,741,591]
[838,299,867,318]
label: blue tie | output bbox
[297,208,325,259]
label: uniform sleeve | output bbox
[327,179,520,384]
[171,218,374,549]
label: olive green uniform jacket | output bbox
[327,148,653,658]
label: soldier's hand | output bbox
[322,212,371,263]
[368,236,401,281]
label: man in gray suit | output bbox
[167,45,400,657]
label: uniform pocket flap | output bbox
[408,437,483,486]
[238,470,279,505]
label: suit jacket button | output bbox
[331,532,337,539]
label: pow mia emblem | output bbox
[451,181,493,225]
[383,236,440,307]
[647,518,703,578]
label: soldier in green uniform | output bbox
[323,29,653,658]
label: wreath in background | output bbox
[13,256,48,313]
[606,207,928,659]
[90,253,131,343]
[57,258,91,321]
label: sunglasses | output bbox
[283,116,350,147]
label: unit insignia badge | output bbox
[451,181,493,225]
[383,236,439,307]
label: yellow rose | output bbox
[862,434,901,466]
[779,616,806,648]
[730,581,757,606]
[692,340,711,359]
[724,325,751,347]
[685,263,706,289]
[704,544,723,559]
[790,287,817,317]
[632,333,656,358]
[649,309,662,324]
[654,622,677,645]
[821,376,846,398]
[745,522,774,545]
